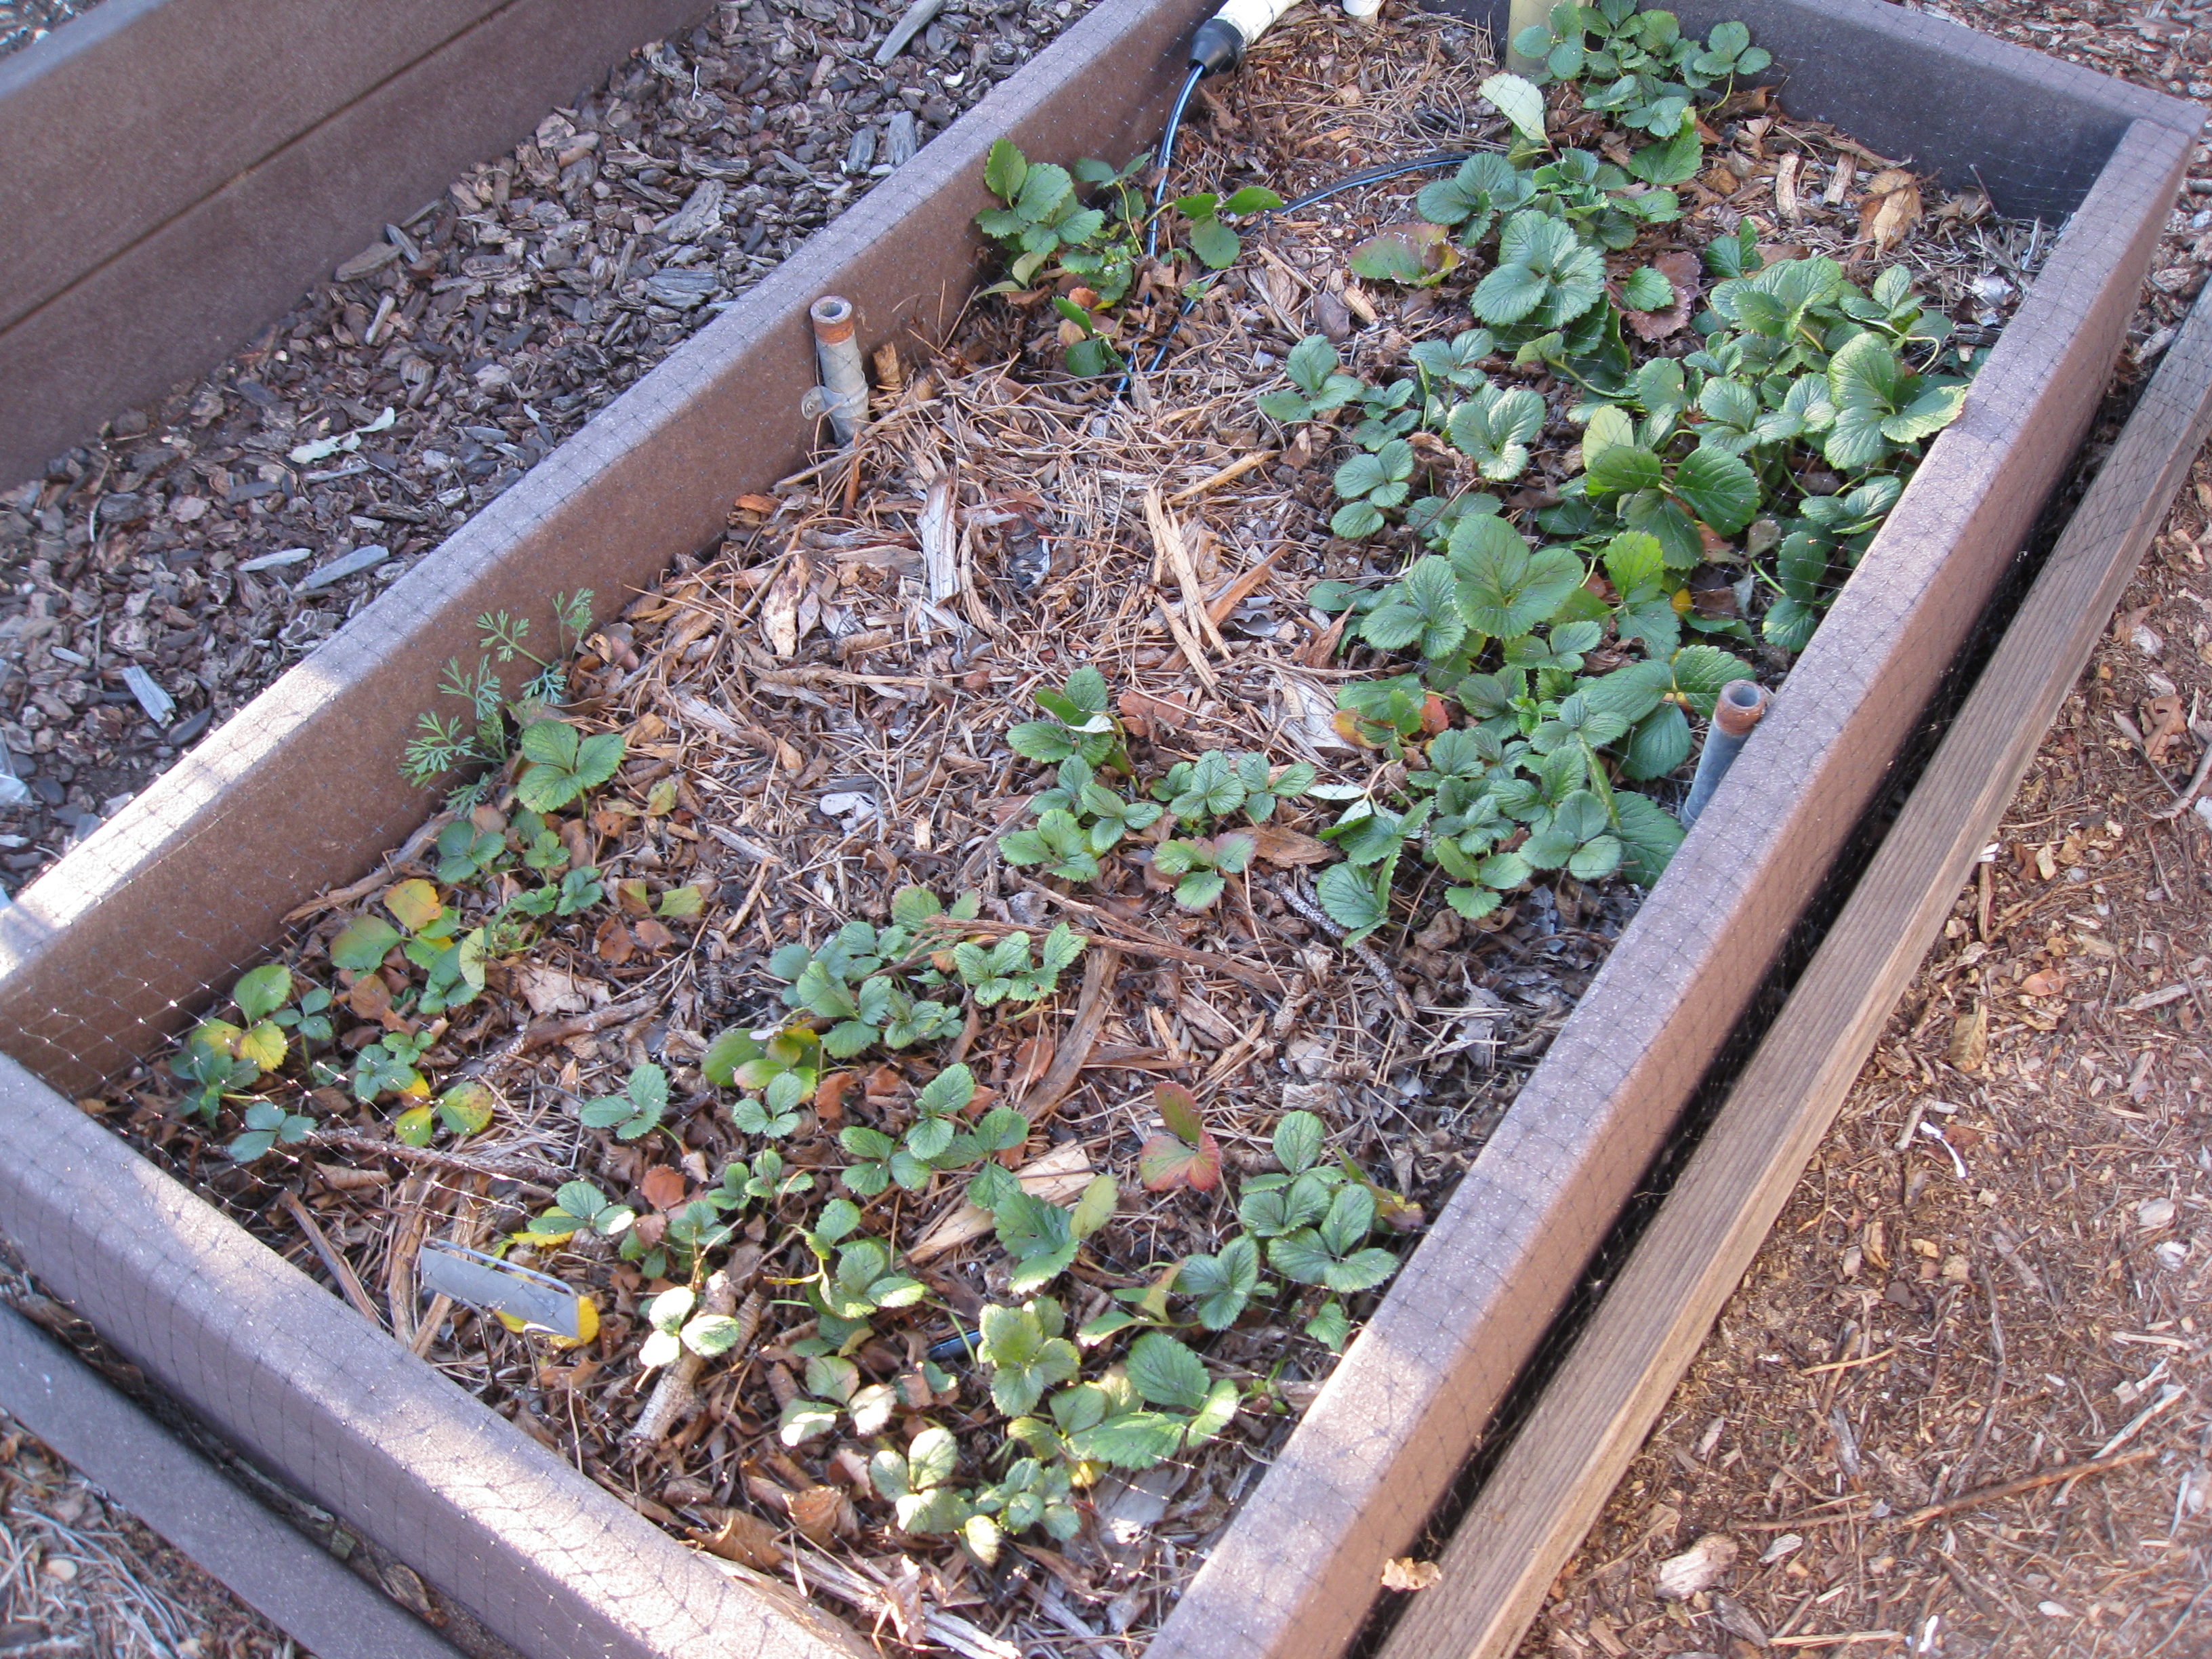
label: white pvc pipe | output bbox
[1214,0,1303,48]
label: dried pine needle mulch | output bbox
[84,10,2055,1652]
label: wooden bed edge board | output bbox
[1375,276,2212,1659]
[0,1305,466,1659]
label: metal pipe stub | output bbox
[1679,679,1771,829]
[806,295,869,446]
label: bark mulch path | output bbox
[0,0,94,60]
[0,0,1103,893]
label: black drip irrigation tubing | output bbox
[1109,150,1479,406]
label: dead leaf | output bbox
[1011,1035,1056,1097]
[632,918,677,954]
[880,1559,927,1644]
[1333,709,1381,749]
[616,879,653,916]
[1381,1557,1443,1591]
[594,917,636,965]
[2020,966,2067,998]
[2144,694,2188,766]
[1947,1001,1988,1074]
[1624,248,1703,341]
[1300,612,1347,668]
[731,492,779,517]
[513,965,595,1018]
[1858,173,1922,253]
[559,816,594,871]
[697,1509,783,1570]
[1249,824,1332,867]
[788,1485,855,1546]
[347,973,395,1023]
[814,1070,855,1126]
[640,1166,690,1212]
[761,551,811,658]
[1117,687,1193,736]
[1655,1533,1739,1600]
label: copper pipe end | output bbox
[809,295,855,345]
[1713,679,1770,739]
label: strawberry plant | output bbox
[1138,1084,1223,1192]
[578,1061,670,1142]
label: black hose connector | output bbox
[1190,15,1247,73]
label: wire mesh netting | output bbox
[0,1,2200,1656]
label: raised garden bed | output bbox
[0,1,2197,1656]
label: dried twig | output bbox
[279,1190,384,1328]
[1898,1446,2156,1526]
[1265,874,1415,1019]
[513,993,659,1055]
[1000,888,1285,992]
[628,1248,762,1444]
[1169,451,1276,505]
[298,1129,562,1194]
[1014,946,1120,1128]
[2149,735,2212,818]
[281,813,448,922]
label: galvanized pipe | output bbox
[807,295,869,445]
[1679,678,1771,829]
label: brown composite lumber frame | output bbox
[0,1303,466,1659]
[0,1053,871,1659]
[1380,267,2212,1659]
[0,2,2195,1658]
[0,0,713,486]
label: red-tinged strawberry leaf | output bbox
[1185,1129,1222,1191]
[1138,1128,1222,1192]
[1155,1082,1206,1147]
